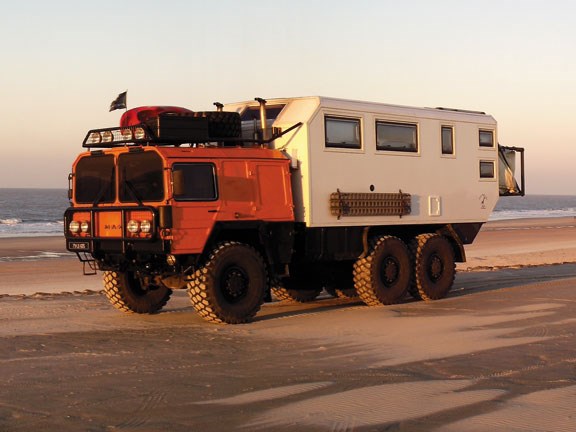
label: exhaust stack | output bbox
[255,97,269,141]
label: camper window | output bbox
[376,121,418,152]
[480,160,495,178]
[479,130,494,148]
[441,126,454,155]
[325,116,362,149]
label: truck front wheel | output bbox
[103,271,172,314]
[410,234,455,301]
[354,236,411,306]
[188,242,267,324]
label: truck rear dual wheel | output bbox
[270,284,322,303]
[325,287,358,299]
[324,262,357,299]
[354,236,411,306]
[103,271,172,314]
[188,242,267,324]
[409,234,455,301]
[270,264,323,303]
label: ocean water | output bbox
[0,189,68,238]
[0,189,575,238]
[491,195,576,221]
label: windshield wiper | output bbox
[123,179,144,206]
[92,168,115,206]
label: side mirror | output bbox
[67,172,73,200]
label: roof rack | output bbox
[82,121,303,149]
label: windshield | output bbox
[118,151,164,202]
[75,154,115,204]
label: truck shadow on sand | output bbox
[452,263,576,296]
[252,264,576,322]
[154,264,576,323]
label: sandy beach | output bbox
[1,217,576,431]
[2,217,576,297]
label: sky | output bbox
[1,0,575,194]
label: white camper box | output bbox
[226,96,523,228]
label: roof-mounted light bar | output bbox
[83,125,150,148]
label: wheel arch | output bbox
[203,221,296,270]
[435,224,466,263]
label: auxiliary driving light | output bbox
[166,255,177,266]
[134,127,146,140]
[69,221,80,234]
[126,219,140,234]
[140,220,152,233]
[87,131,102,144]
[80,221,90,233]
[102,131,114,143]
[121,128,133,141]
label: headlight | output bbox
[80,221,90,233]
[69,221,80,233]
[127,220,140,233]
[140,220,152,233]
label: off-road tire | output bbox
[270,284,322,303]
[410,234,456,301]
[353,236,411,306]
[194,111,241,138]
[325,287,358,299]
[103,271,172,314]
[335,288,358,298]
[325,261,357,299]
[188,242,267,324]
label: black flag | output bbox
[109,91,127,111]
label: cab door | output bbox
[170,162,220,254]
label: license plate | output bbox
[68,241,90,251]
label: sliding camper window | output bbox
[479,130,494,148]
[441,126,454,155]
[325,116,362,149]
[376,121,418,152]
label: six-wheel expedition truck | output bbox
[64,96,525,324]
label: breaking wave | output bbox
[0,218,22,225]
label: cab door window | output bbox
[172,163,218,201]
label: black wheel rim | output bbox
[427,254,444,282]
[380,256,400,287]
[221,266,249,303]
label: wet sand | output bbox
[1,218,576,431]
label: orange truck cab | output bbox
[66,102,300,323]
